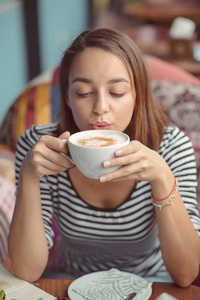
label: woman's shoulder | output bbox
[17,123,59,149]
[23,122,59,138]
[162,125,191,145]
[30,122,59,136]
[159,125,194,155]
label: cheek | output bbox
[119,99,134,118]
[69,102,89,127]
[115,98,135,129]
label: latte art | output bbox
[76,136,121,147]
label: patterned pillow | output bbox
[0,67,60,151]
[0,176,15,263]
[151,80,200,132]
[185,131,200,206]
[151,80,200,204]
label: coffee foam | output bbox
[75,136,122,147]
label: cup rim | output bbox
[68,130,130,148]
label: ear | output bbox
[66,93,71,109]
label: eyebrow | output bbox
[71,77,130,84]
[108,78,130,84]
[72,77,91,84]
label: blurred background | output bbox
[0,0,89,125]
[1,0,200,125]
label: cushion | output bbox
[0,176,15,263]
[151,80,200,204]
[0,67,60,151]
[146,55,200,85]
[185,130,200,207]
[0,146,15,187]
[151,80,200,131]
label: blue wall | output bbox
[0,0,27,125]
[38,0,89,72]
[0,0,89,125]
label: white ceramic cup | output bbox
[61,130,130,179]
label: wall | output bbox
[0,0,27,125]
[0,0,89,125]
[38,0,89,72]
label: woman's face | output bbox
[67,47,136,132]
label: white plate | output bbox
[68,268,152,300]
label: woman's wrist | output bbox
[151,176,177,202]
[20,163,41,186]
[20,152,41,181]
[150,166,175,203]
[151,177,179,210]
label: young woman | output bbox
[8,28,200,286]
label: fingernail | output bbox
[100,175,107,182]
[116,149,123,156]
[104,160,111,168]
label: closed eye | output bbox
[76,92,91,97]
[110,92,126,97]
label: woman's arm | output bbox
[8,131,73,282]
[151,172,200,287]
[153,183,200,287]
[101,128,200,287]
[8,170,48,282]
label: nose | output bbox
[93,90,109,115]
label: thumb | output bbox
[58,131,71,140]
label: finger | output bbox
[39,158,72,173]
[100,165,134,182]
[40,151,74,169]
[33,141,74,168]
[32,151,74,177]
[58,131,71,140]
[100,160,147,183]
[38,135,70,156]
[104,143,147,169]
[104,149,143,169]
[115,140,141,157]
[35,164,75,178]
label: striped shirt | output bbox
[15,123,200,278]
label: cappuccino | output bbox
[76,136,121,147]
[61,130,130,179]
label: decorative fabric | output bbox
[0,67,60,151]
[151,80,200,203]
[0,176,15,263]
[145,55,200,85]
[151,80,200,131]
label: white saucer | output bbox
[68,268,152,300]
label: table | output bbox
[122,2,200,26]
[37,278,200,299]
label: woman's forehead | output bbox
[68,47,132,83]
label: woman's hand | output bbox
[21,131,74,179]
[100,140,170,183]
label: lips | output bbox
[90,121,111,130]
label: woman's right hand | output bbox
[22,131,74,179]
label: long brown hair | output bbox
[59,28,168,151]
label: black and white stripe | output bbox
[15,124,200,278]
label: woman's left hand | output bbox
[100,140,170,183]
